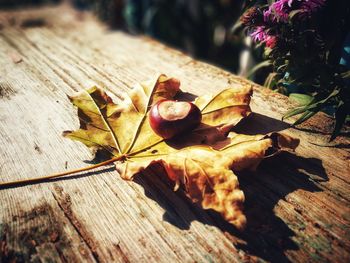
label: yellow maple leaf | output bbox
[62,74,298,230]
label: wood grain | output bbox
[0,4,349,263]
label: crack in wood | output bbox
[52,184,100,262]
[0,82,17,100]
[112,243,130,263]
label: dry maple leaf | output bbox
[62,74,299,230]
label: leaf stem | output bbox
[0,155,125,189]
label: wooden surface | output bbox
[0,4,349,263]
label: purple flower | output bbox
[249,0,326,46]
[250,27,278,48]
[250,26,269,42]
[264,0,293,22]
[263,0,326,22]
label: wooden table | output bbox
[0,4,349,262]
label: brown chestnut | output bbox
[149,100,202,139]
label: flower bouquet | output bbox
[241,0,350,140]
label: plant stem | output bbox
[0,155,125,189]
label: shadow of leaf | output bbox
[229,152,326,262]
[131,113,328,263]
[232,112,291,135]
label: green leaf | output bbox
[246,60,272,78]
[341,70,350,79]
[293,110,318,126]
[230,20,243,34]
[283,89,340,121]
[289,9,304,20]
[283,105,309,120]
[264,72,278,88]
[276,63,288,73]
[289,93,314,106]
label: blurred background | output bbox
[0,0,255,76]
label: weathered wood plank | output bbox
[0,4,349,263]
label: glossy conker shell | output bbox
[148,99,202,139]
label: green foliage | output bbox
[289,93,314,106]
